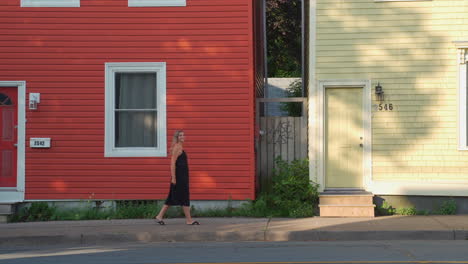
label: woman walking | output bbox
[155,130,199,225]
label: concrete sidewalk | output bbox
[1,215,468,246]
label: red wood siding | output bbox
[0,0,255,200]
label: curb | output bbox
[1,230,467,246]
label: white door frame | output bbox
[0,81,26,202]
[312,80,372,192]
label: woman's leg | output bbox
[182,206,194,224]
[156,204,169,220]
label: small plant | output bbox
[396,207,417,216]
[10,202,56,222]
[434,199,457,215]
[375,201,396,216]
[114,200,162,219]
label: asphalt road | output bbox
[1,241,468,264]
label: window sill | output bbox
[105,148,167,157]
[128,0,186,7]
[21,0,80,7]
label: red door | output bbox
[0,87,17,187]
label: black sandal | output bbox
[155,218,165,225]
[187,221,200,225]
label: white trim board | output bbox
[371,181,468,196]
[128,0,186,7]
[21,0,80,7]
[0,81,26,203]
[457,47,468,150]
[312,80,372,192]
[308,0,317,186]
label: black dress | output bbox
[165,150,190,206]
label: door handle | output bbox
[14,143,18,148]
[359,143,363,148]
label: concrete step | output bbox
[319,195,374,205]
[319,204,376,217]
[319,192,376,217]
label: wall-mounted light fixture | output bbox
[29,93,40,110]
[375,82,384,102]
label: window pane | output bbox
[115,73,157,109]
[0,93,12,106]
[115,111,157,147]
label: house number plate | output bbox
[30,138,51,148]
[378,103,394,111]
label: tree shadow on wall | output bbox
[315,0,456,186]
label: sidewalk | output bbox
[1,215,468,246]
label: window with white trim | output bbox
[105,62,167,157]
[458,47,468,150]
[128,0,186,7]
[21,0,80,7]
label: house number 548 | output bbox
[378,103,393,111]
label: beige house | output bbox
[308,0,468,216]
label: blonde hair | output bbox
[170,130,184,153]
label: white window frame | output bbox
[105,62,167,157]
[21,0,80,7]
[128,0,186,7]
[456,43,468,150]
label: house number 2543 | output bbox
[378,103,393,111]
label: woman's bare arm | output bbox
[171,144,182,184]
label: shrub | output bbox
[114,201,162,219]
[10,202,56,222]
[375,201,396,216]
[245,158,319,217]
[434,199,457,215]
[396,207,417,216]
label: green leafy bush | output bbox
[243,158,319,217]
[113,201,161,219]
[434,199,457,215]
[396,207,417,216]
[375,201,396,216]
[10,202,56,222]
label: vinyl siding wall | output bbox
[315,0,468,186]
[0,0,255,200]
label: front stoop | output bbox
[0,204,14,223]
[319,192,375,217]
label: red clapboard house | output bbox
[0,0,259,204]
